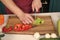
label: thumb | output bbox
[32,5,35,12]
[35,7,39,12]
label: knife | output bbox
[34,9,37,20]
[32,9,37,28]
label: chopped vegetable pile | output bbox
[2,24,32,32]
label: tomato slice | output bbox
[22,24,32,31]
[2,26,12,32]
[13,24,32,31]
[14,24,23,31]
[2,27,7,32]
[8,26,13,31]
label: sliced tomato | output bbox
[14,24,23,31]
[8,26,13,31]
[22,24,32,31]
[2,26,12,32]
[13,24,32,31]
[2,27,7,32]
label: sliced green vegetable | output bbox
[33,18,44,25]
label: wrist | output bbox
[16,11,24,17]
[14,9,24,17]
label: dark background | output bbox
[40,0,50,13]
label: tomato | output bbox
[2,27,7,32]
[8,26,13,31]
[22,24,32,31]
[13,24,23,31]
[13,24,32,31]
[2,26,12,32]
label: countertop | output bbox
[1,12,60,40]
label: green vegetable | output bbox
[40,38,60,40]
[33,18,44,25]
[57,19,60,36]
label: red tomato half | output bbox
[14,24,23,31]
[2,27,7,32]
[2,26,12,32]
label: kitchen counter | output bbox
[1,12,60,40]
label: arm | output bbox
[1,0,23,15]
[32,0,42,12]
[1,0,34,24]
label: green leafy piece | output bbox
[33,18,44,25]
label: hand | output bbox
[32,0,42,12]
[17,12,34,24]
[1,0,34,24]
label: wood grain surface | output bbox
[4,15,56,35]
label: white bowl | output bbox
[0,15,9,28]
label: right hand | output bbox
[16,12,34,24]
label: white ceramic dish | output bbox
[0,15,9,28]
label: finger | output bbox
[39,2,42,8]
[20,18,27,24]
[36,1,42,9]
[24,15,33,24]
[27,14,34,22]
[32,5,35,12]
[39,4,42,8]
[22,21,26,24]
[24,20,29,24]
[37,5,40,10]
[26,17,32,23]
[23,17,31,24]
[35,7,39,12]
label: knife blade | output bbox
[34,9,36,20]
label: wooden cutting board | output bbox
[4,15,56,35]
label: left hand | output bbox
[32,0,42,12]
